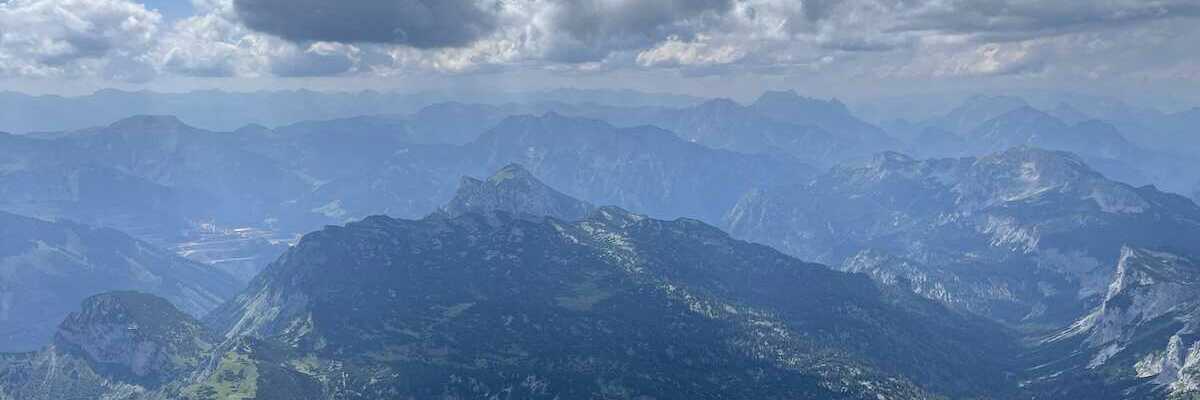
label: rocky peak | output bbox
[751,90,850,116]
[932,95,1029,134]
[106,115,197,134]
[53,291,214,386]
[1106,247,1200,302]
[1043,247,1200,396]
[441,164,595,221]
[486,163,535,184]
[696,97,743,112]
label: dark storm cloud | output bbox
[233,0,499,48]
[541,0,735,62]
[35,32,113,66]
[269,48,357,77]
[894,0,1200,40]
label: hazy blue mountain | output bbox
[0,89,705,134]
[216,90,899,168]
[403,102,513,145]
[933,94,1031,134]
[464,113,813,222]
[234,112,800,227]
[515,92,900,166]
[967,107,1135,158]
[0,131,196,238]
[748,91,897,148]
[1031,247,1200,399]
[4,112,808,274]
[727,147,1200,328]
[0,212,239,352]
[967,107,1200,195]
[269,115,413,142]
[6,116,308,280]
[889,102,1199,199]
[1123,107,1200,156]
[1049,102,1094,125]
[23,115,311,233]
[906,126,974,158]
[603,98,869,166]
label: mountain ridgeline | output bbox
[0,89,1199,399]
[2,166,1021,399]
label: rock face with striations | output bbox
[1032,247,1200,399]
[0,292,214,400]
[53,292,216,386]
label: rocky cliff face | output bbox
[0,292,219,400]
[1034,247,1200,399]
[53,292,216,386]
[440,163,595,221]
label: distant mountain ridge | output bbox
[727,147,1200,328]
[0,112,812,285]
[0,88,705,133]
[0,211,238,352]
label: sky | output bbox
[2,0,1200,104]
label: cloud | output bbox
[896,0,1200,41]
[269,42,358,77]
[533,0,735,62]
[2,0,1199,84]
[155,10,264,77]
[232,0,500,48]
[0,0,161,79]
[636,36,745,68]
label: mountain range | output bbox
[0,211,238,352]
[1,166,1022,399]
[0,112,811,281]
[1,88,1199,398]
[727,147,1200,330]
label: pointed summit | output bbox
[442,164,595,221]
[936,95,1029,133]
[106,115,199,134]
[751,90,850,115]
[487,163,536,184]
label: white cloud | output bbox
[636,36,745,68]
[0,0,161,79]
